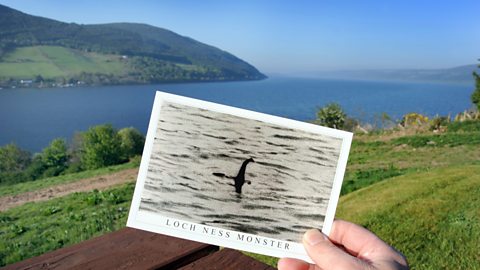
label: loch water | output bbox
[0,77,473,152]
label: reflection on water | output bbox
[140,102,342,242]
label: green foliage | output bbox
[22,155,46,181]
[447,120,480,132]
[0,143,31,172]
[118,127,145,160]
[0,124,143,187]
[80,125,122,170]
[40,138,69,177]
[315,103,346,129]
[0,183,134,266]
[429,115,450,131]
[400,112,429,128]
[0,139,70,185]
[471,61,480,111]
[0,144,31,185]
[392,132,480,148]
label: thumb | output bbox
[303,229,368,270]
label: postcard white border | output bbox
[127,91,353,263]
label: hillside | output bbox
[337,165,480,269]
[1,121,479,267]
[0,4,266,87]
[311,64,480,84]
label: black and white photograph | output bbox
[127,91,352,261]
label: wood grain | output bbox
[2,228,218,270]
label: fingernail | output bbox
[304,229,328,246]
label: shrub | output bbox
[0,144,32,185]
[0,144,31,172]
[400,113,429,128]
[41,138,69,177]
[471,62,480,111]
[118,127,145,161]
[430,116,450,131]
[447,120,480,133]
[80,125,122,170]
[315,103,346,129]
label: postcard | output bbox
[127,91,352,262]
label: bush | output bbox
[0,144,31,172]
[447,120,480,133]
[471,63,480,111]
[80,125,122,169]
[315,103,346,129]
[400,113,429,128]
[0,144,32,185]
[118,127,145,161]
[430,116,450,131]
[41,138,69,177]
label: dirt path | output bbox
[0,168,139,212]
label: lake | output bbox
[0,76,473,152]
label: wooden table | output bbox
[2,228,276,270]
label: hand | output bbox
[278,220,409,270]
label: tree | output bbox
[81,124,122,169]
[0,143,31,172]
[41,138,69,176]
[0,143,31,184]
[316,103,346,129]
[472,62,480,111]
[35,75,44,83]
[118,127,145,161]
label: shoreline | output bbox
[0,76,268,90]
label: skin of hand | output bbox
[278,220,409,270]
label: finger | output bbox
[329,220,386,256]
[303,229,368,270]
[329,220,407,264]
[277,258,315,270]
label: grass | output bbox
[341,165,410,195]
[1,121,479,268]
[343,121,480,193]
[0,46,128,79]
[3,165,478,269]
[336,165,480,269]
[0,157,139,197]
[0,183,134,266]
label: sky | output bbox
[1,0,479,74]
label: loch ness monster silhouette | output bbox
[213,157,255,194]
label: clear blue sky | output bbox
[1,0,479,74]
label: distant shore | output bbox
[0,76,268,90]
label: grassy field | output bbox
[0,46,128,79]
[0,121,479,268]
[337,165,480,269]
[342,122,480,194]
[0,183,134,266]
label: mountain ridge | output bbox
[302,64,479,84]
[0,4,266,87]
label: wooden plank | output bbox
[179,248,277,270]
[2,228,218,270]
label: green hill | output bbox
[0,4,266,87]
[0,46,127,79]
[337,165,480,269]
